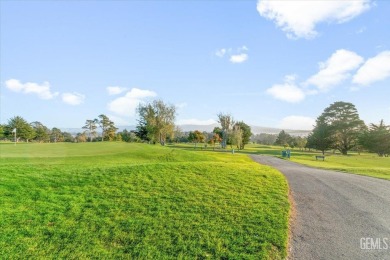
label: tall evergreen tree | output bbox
[319,101,365,155]
[7,116,35,142]
[307,117,333,155]
[275,130,292,147]
[360,120,390,157]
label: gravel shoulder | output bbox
[250,155,390,260]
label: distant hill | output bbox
[61,124,310,136]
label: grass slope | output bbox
[0,143,289,259]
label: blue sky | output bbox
[1,0,389,130]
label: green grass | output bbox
[240,144,390,181]
[169,143,390,180]
[0,142,289,259]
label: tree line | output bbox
[307,101,390,156]
[2,100,389,156]
[0,114,119,143]
[254,101,390,157]
[132,100,253,150]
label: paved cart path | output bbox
[250,155,390,260]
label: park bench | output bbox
[315,155,325,161]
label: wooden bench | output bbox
[315,155,325,161]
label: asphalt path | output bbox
[250,155,390,260]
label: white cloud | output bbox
[257,0,371,39]
[177,119,217,125]
[108,88,157,116]
[216,45,249,63]
[5,79,59,100]
[352,51,390,86]
[266,75,305,103]
[230,53,248,63]
[266,83,305,103]
[107,86,127,95]
[62,92,85,105]
[279,116,315,130]
[305,49,364,91]
[215,48,227,58]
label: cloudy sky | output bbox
[1,0,389,130]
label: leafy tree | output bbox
[306,118,333,155]
[119,129,138,142]
[115,133,122,142]
[209,132,222,150]
[83,119,98,142]
[294,136,308,151]
[7,116,35,142]
[173,126,185,143]
[274,130,292,148]
[31,121,50,143]
[62,132,74,142]
[0,124,5,138]
[135,123,150,142]
[217,113,234,149]
[234,121,252,149]
[360,120,390,157]
[51,127,63,142]
[230,124,243,149]
[251,133,277,145]
[98,114,117,141]
[319,101,365,155]
[106,124,118,141]
[136,100,176,145]
[188,130,205,148]
[76,132,87,142]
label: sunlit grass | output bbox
[239,144,390,180]
[0,142,289,259]
[167,143,390,180]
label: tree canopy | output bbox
[7,116,36,142]
[306,117,333,155]
[136,100,176,145]
[360,120,390,157]
[318,101,365,155]
[234,121,252,149]
[308,101,366,155]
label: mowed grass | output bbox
[241,144,390,181]
[0,142,289,259]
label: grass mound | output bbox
[0,143,289,259]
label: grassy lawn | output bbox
[0,142,289,259]
[238,144,390,181]
[169,143,390,180]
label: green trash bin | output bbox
[282,150,287,157]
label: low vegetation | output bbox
[0,142,289,259]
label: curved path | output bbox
[250,155,390,260]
